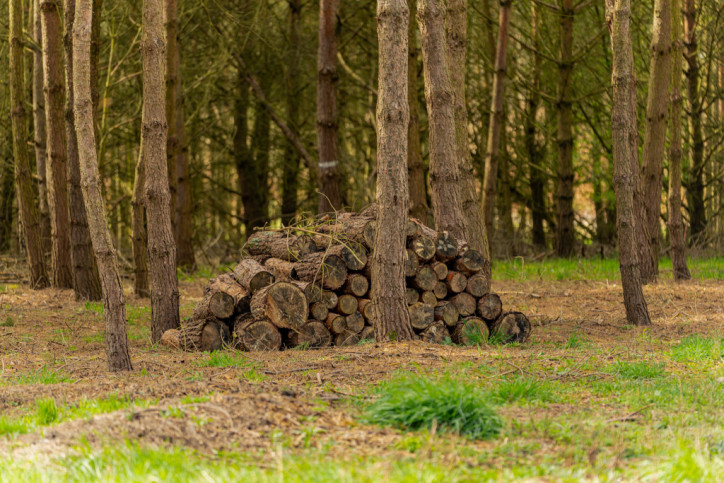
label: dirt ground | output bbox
[1,269,722,463]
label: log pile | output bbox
[168,207,531,351]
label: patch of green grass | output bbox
[127,305,151,326]
[84,301,104,314]
[363,373,502,440]
[3,366,73,386]
[195,351,251,368]
[0,416,29,436]
[490,376,556,404]
[671,335,724,362]
[460,321,488,346]
[83,333,105,344]
[563,332,586,349]
[35,398,59,425]
[0,316,14,327]
[608,361,666,380]
[180,395,211,404]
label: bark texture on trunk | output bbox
[41,0,74,288]
[609,0,651,326]
[10,0,50,288]
[481,0,512,244]
[317,0,343,213]
[373,0,415,342]
[131,151,150,297]
[667,0,691,280]
[527,4,546,249]
[639,0,671,283]
[65,0,102,301]
[142,0,180,342]
[282,0,303,225]
[33,0,51,249]
[73,0,133,370]
[165,0,179,231]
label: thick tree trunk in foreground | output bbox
[65,0,102,301]
[9,0,50,288]
[668,0,691,280]
[609,0,651,326]
[639,0,671,283]
[142,0,180,342]
[373,0,415,342]
[32,0,51,249]
[74,0,132,370]
[317,0,343,213]
[481,0,512,243]
[41,0,73,288]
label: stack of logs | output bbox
[163,208,531,351]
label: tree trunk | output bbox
[317,0,343,213]
[131,151,150,297]
[555,0,575,257]
[527,3,546,249]
[683,0,704,241]
[282,0,303,225]
[0,154,14,253]
[142,0,180,342]
[73,0,132,370]
[64,0,102,301]
[639,0,671,282]
[372,0,415,342]
[608,0,651,326]
[481,0,512,244]
[32,0,51,249]
[667,0,691,280]
[407,0,429,222]
[41,0,73,288]
[9,0,50,288]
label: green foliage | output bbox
[0,416,28,436]
[461,321,488,346]
[490,376,556,404]
[0,316,14,327]
[3,366,73,386]
[196,351,250,368]
[608,361,666,380]
[35,398,59,425]
[563,332,586,349]
[363,374,502,440]
[84,301,104,314]
[671,335,724,362]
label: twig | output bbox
[604,404,654,423]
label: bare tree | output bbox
[608,0,651,325]
[73,0,133,370]
[9,0,50,289]
[373,0,415,342]
[142,0,180,342]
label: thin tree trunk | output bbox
[668,0,690,280]
[131,150,149,297]
[64,0,102,301]
[282,0,302,226]
[683,0,704,241]
[407,0,429,222]
[41,0,73,288]
[0,155,14,253]
[10,0,50,288]
[481,0,512,244]
[373,0,415,342]
[91,0,102,136]
[142,0,180,342]
[32,0,51,249]
[317,0,343,213]
[73,0,132,370]
[556,0,575,257]
[527,3,546,249]
[608,0,651,326]
[250,100,271,229]
[639,0,671,282]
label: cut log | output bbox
[445,271,468,293]
[408,302,434,330]
[408,235,435,261]
[294,252,347,290]
[359,326,375,341]
[192,273,250,321]
[491,312,531,343]
[421,321,450,344]
[202,319,230,351]
[421,291,437,307]
[321,291,338,310]
[327,242,368,271]
[250,282,308,330]
[405,287,420,305]
[434,301,460,327]
[310,302,329,322]
[454,249,486,274]
[246,232,317,261]
[406,218,421,238]
[404,249,420,277]
[336,294,359,315]
[324,313,347,334]
[430,261,449,280]
[477,293,503,321]
[345,312,365,333]
[363,220,376,248]
[232,259,275,293]
[293,281,323,304]
[179,317,221,352]
[160,329,181,350]
[287,321,331,348]
[413,266,437,291]
[465,274,487,297]
[233,315,282,351]
[358,299,376,323]
[316,212,376,247]
[335,330,361,347]
[264,257,297,280]
[434,231,458,261]
[345,273,369,297]
[450,292,476,317]
[453,317,489,346]
[433,281,448,299]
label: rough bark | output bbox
[131,151,150,297]
[73,0,133,370]
[32,0,51,249]
[372,0,416,343]
[667,0,691,280]
[232,258,276,293]
[609,0,652,326]
[454,249,486,274]
[142,0,180,342]
[165,0,179,231]
[294,252,347,290]
[282,0,303,225]
[247,232,317,261]
[325,312,347,334]
[404,248,420,277]
[192,274,250,321]
[9,0,50,288]
[65,0,102,301]
[317,0,343,213]
[527,3,546,249]
[41,0,73,288]
[481,0,512,243]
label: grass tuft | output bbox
[5,366,72,386]
[1,316,14,327]
[363,373,502,440]
[671,335,724,362]
[490,376,555,403]
[35,398,59,425]
[608,361,666,380]
[196,351,250,368]
[0,416,28,436]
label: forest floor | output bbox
[0,257,723,481]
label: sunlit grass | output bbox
[0,366,73,386]
[607,361,666,380]
[671,335,724,362]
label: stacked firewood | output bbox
[163,207,531,351]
